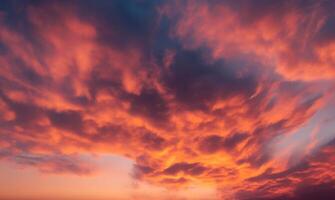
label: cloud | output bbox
[198,133,248,154]
[47,110,84,134]
[14,153,95,175]
[164,0,335,81]
[163,162,208,176]
[0,0,335,199]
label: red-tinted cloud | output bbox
[0,0,335,199]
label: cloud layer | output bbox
[1,0,335,199]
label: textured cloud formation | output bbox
[1,0,335,199]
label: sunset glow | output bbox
[1,1,335,200]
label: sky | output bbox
[0,0,335,199]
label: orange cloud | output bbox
[164,0,335,81]
[1,1,335,199]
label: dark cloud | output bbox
[199,133,248,154]
[163,162,207,176]
[0,92,44,126]
[130,89,169,123]
[240,182,335,200]
[316,15,335,45]
[76,0,161,52]
[247,161,310,182]
[91,124,131,143]
[11,153,95,175]
[133,164,155,179]
[222,0,329,26]
[140,132,166,151]
[162,50,258,110]
[286,182,335,200]
[48,110,84,134]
